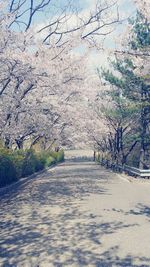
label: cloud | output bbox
[33,0,136,71]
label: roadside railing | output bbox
[66,156,93,162]
[124,165,150,178]
[99,158,150,178]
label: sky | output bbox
[13,0,136,34]
[12,0,137,71]
[46,0,136,70]
[83,0,136,70]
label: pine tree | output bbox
[100,12,150,168]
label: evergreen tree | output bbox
[99,12,150,168]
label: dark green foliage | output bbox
[11,153,24,178]
[127,145,141,168]
[0,144,17,187]
[22,150,38,177]
[129,12,150,50]
[100,58,149,166]
[102,59,143,103]
[57,149,65,162]
[49,149,64,162]
[0,155,17,187]
[0,145,64,188]
[34,154,46,172]
[45,156,56,167]
[98,11,150,168]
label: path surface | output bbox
[0,161,150,267]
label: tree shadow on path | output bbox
[0,162,149,266]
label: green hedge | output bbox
[49,149,64,163]
[0,145,64,188]
[0,155,17,187]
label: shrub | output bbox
[10,150,25,178]
[45,156,56,167]
[49,149,64,162]
[22,150,37,177]
[11,154,24,178]
[0,155,17,187]
[34,154,45,172]
[56,149,64,162]
[0,146,64,188]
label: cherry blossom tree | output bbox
[0,0,121,150]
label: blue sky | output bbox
[12,0,136,31]
[11,0,137,70]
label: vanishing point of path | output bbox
[0,161,150,267]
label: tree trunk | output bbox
[4,137,11,149]
[15,139,23,150]
[139,85,147,169]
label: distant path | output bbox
[0,161,150,267]
[64,149,94,161]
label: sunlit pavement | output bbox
[0,161,150,267]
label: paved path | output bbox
[0,162,150,267]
